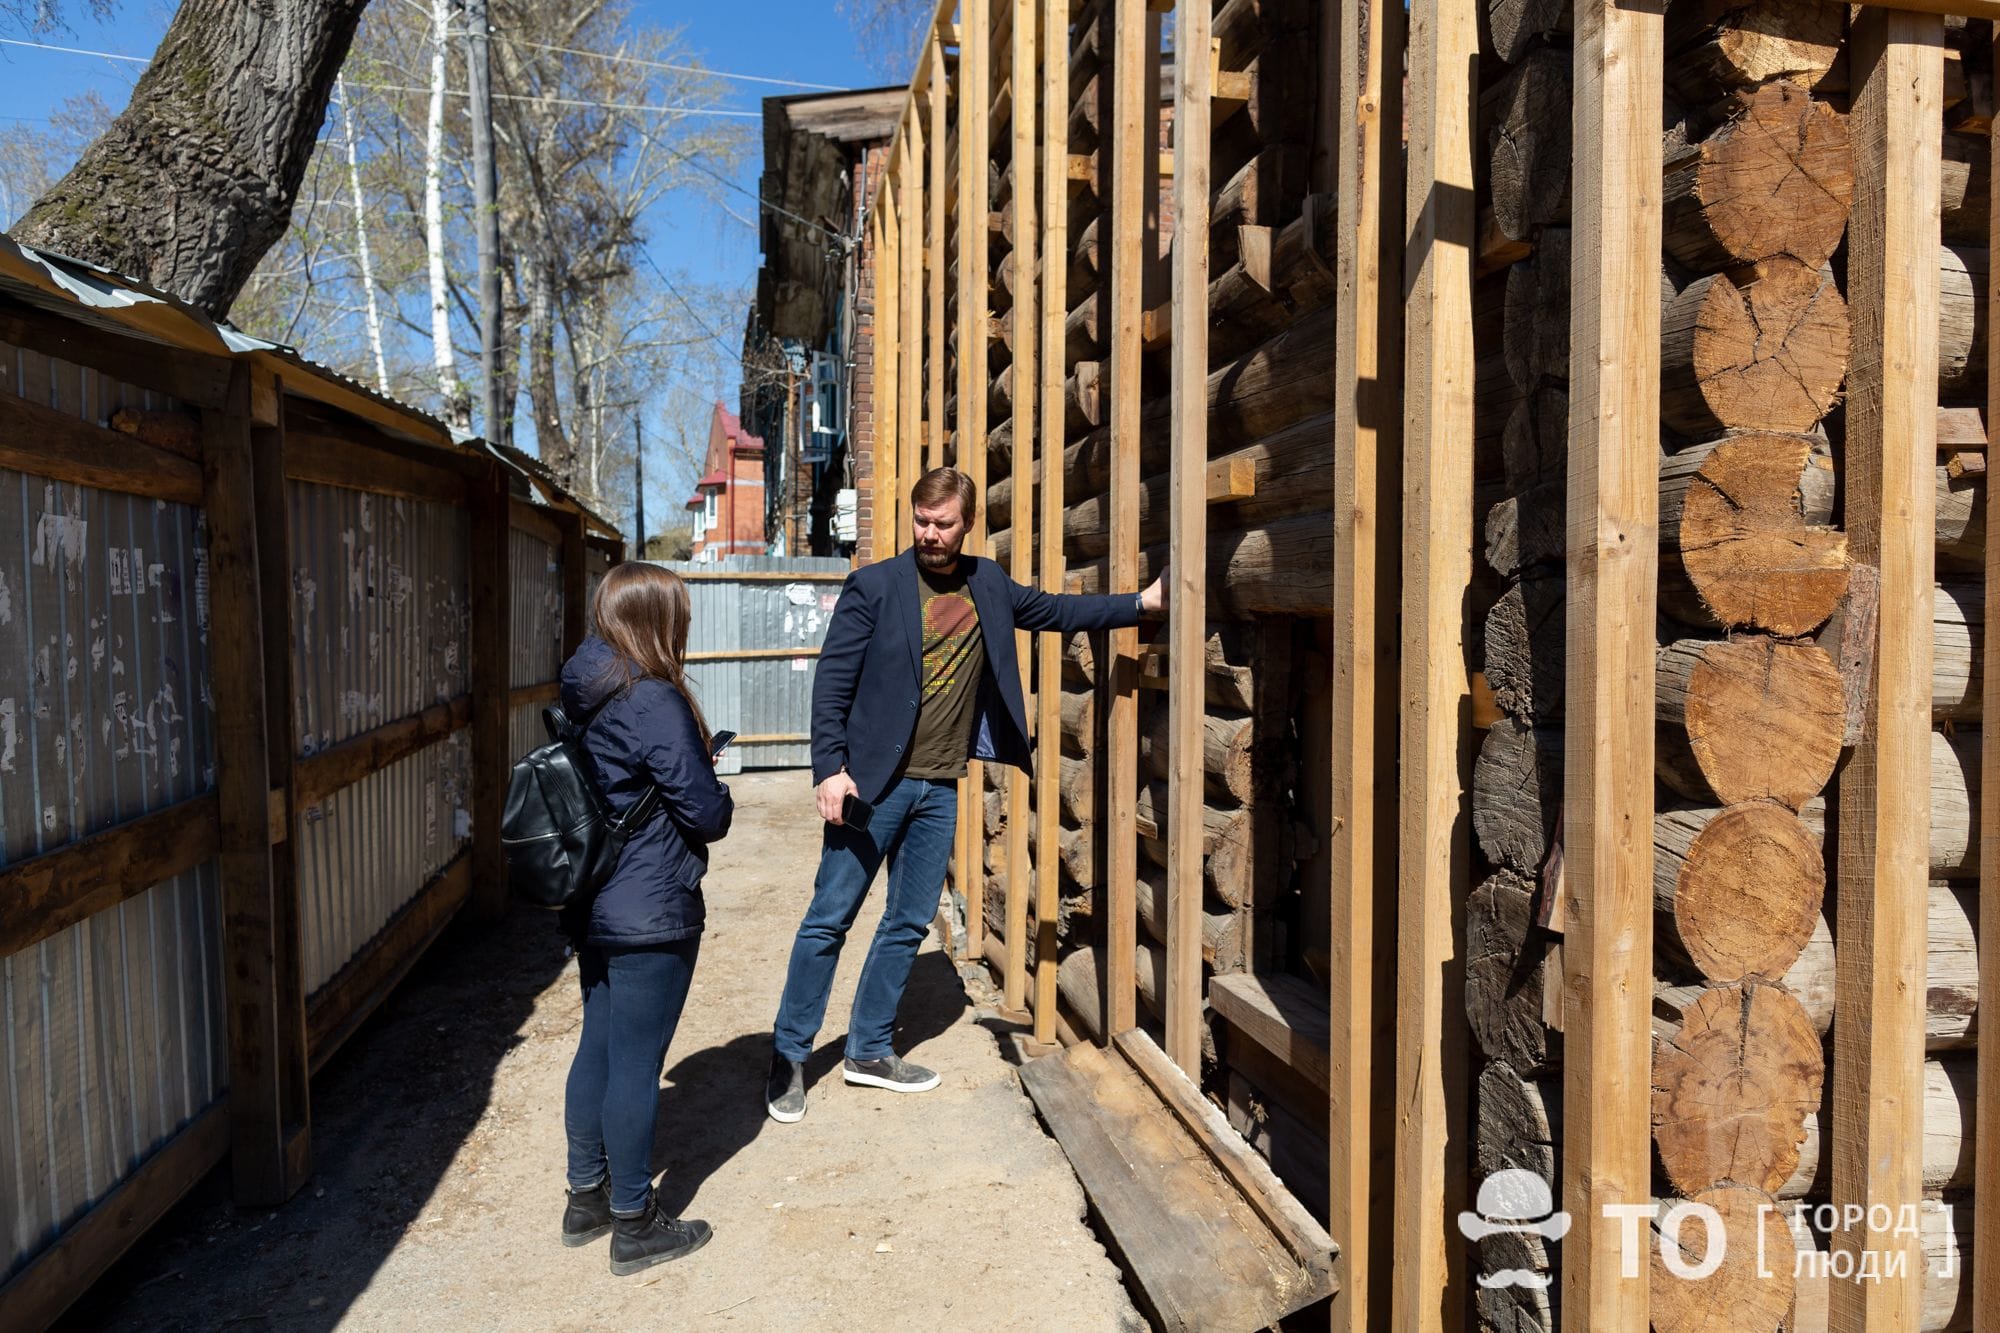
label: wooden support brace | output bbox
[1980,24,2000,1321]
[1207,456,1256,502]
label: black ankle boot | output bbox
[561,1178,614,1247]
[608,1197,712,1276]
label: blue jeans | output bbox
[772,776,959,1064]
[564,938,701,1214]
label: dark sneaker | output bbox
[842,1054,941,1093]
[609,1198,712,1276]
[766,1053,806,1123]
[561,1178,613,1247]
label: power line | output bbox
[639,247,738,362]
[0,36,143,62]
[496,36,851,92]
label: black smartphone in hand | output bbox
[709,729,737,757]
[839,791,875,833]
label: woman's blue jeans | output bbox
[564,938,701,1214]
[772,776,959,1064]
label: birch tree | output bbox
[337,76,390,393]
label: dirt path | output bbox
[66,770,1140,1332]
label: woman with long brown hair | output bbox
[553,562,732,1276]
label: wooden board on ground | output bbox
[1018,1039,1333,1329]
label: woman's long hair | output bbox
[589,563,712,752]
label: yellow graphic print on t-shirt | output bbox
[923,588,980,699]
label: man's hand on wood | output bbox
[1139,567,1168,616]
[817,770,860,823]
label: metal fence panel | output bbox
[661,557,847,774]
[509,527,562,690]
[0,342,227,1283]
[288,482,470,992]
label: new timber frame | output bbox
[866,0,1997,1326]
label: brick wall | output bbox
[851,141,889,566]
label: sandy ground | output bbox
[64,770,1142,1332]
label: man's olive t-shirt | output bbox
[900,561,986,780]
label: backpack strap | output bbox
[548,680,665,834]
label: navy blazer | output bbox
[810,548,1142,803]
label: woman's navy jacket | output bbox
[558,636,733,947]
[809,548,1142,803]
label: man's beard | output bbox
[916,541,961,568]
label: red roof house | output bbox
[686,402,767,561]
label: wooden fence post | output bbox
[470,463,512,918]
[205,363,311,1205]
[561,506,589,656]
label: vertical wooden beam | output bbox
[1032,0,1070,1044]
[959,0,992,960]
[469,462,511,920]
[1833,11,1942,1328]
[1327,0,1404,1318]
[1003,0,1038,1015]
[1981,25,2000,1322]
[929,35,951,475]
[1164,0,1211,1077]
[1104,0,1148,1038]
[204,364,310,1205]
[1398,0,1477,1321]
[1562,0,1663,1324]
[878,180,903,558]
[560,506,589,656]
[900,123,925,528]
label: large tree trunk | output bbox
[13,0,371,315]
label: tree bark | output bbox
[1662,81,1853,270]
[1655,635,1845,810]
[1651,980,1825,1197]
[13,0,372,315]
[1660,257,1850,437]
[1654,801,1825,983]
[1659,431,1849,635]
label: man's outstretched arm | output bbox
[1008,566,1167,632]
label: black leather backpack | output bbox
[501,694,660,910]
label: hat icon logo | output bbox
[1459,1169,1569,1290]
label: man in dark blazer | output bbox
[766,466,1164,1122]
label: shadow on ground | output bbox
[58,903,572,1333]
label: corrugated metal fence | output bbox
[662,556,849,774]
[0,236,624,1329]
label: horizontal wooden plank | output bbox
[735,732,811,745]
[0,298,233,408]
[0,795,221,957]
[0,1101,229,1330]
[1835,0,2000,20]
[686,647,823,662]
[510,681,561,709]
[0,389,204,505]
[1208,971,1331,1093]
[508,499,565,548]
[294,696,472,808]
[307,850,472,1072]
[673,570,849,582]
[284,431,469,506]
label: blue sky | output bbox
[0,2,909,524]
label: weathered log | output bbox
[1210,145,1306,270]
[1654,801,1824,984]
[1778,1057,1977,1201]
[1501,385,1568,491]
[1466,870,1557,1074]
[1662,81,1853,269]
[1651,980,1824,1197]
[1139,703,1256,804]
[1059,753,1094,824]
[1135,862,1249,973]
[1473,1063,1560,1332]
[1207,192,1340,364]
[1056,940,1214,1063]
[1060,687,1095,743]
[1485,0,1571,64]
[1484,478,1565,579]
[1487,46,1573,242]
[1663,0,1843,109]
[1649,1185,1797,1333]
[1484,572,1565,723]
[1061,513,1335,615]
[1933,579,1983,721]
[1132,780,1268,909]
[1655,635,1844,810]
[1927,726,1981,879]
[1941,135,1990,245]
[1938,465,1986,571]
[1659,431,1848,635]
[1938,245,1987,398]
[1660,257,1850,437]
[1136,625,1260,713]
[1472,715,1562,875]
[1503,228,1570,393]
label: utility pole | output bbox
[632,417,647,561]
[465,0,503,442]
